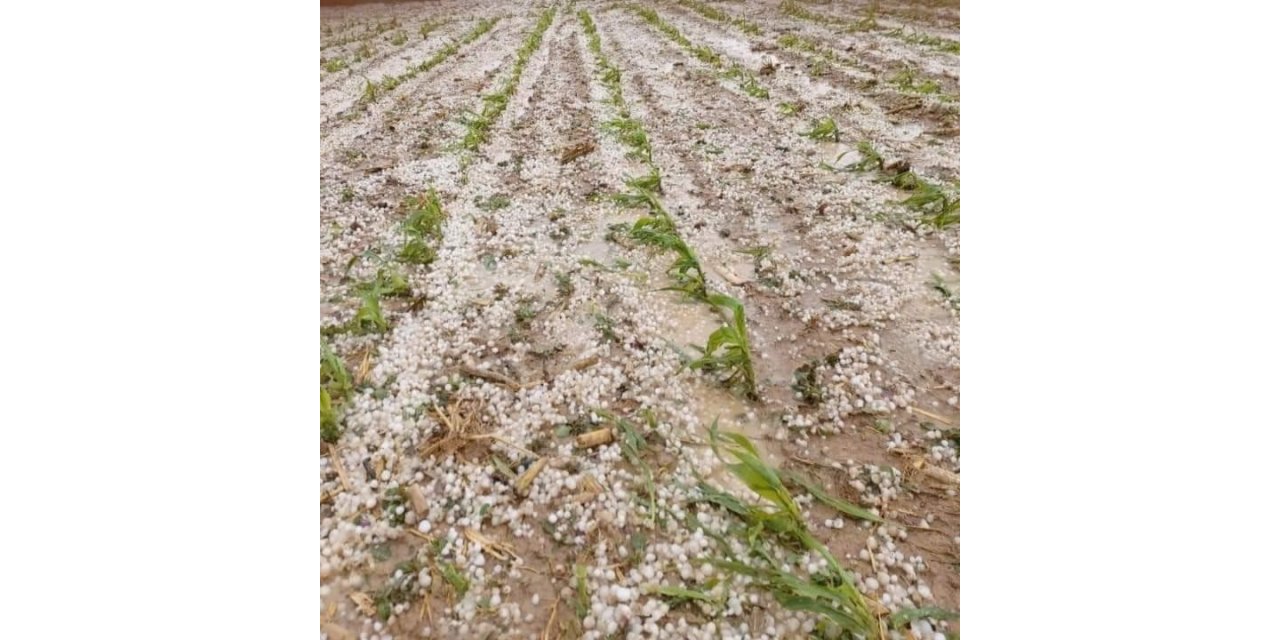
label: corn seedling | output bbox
[355,267,411,299]
[624,169,663,194]
[322,57,347,73]
[390,31,407,46]
[846,140,884,172]
[909,190,959,229]
[361,77,378,104]
[704,425,879,637]
[738,71,770,99]
[603,117,652,160]
[804,116,840,142]
[321,340,353,401]
[437,560,470,597]
[398,189,446,265]
[890,66,941,95]
[321,387,340,443]
[352,292,388,334]
[689,295,756,397]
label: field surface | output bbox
[320,2,959,638]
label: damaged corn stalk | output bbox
[460,7,554,152]
[689,295,757,398]
[704,425,879,638]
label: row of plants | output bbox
[629,5,769,99]
[675,0,948,100]
[460,7,557,151]
[779,0,959,55]
[320,190,449,442]
[358,18,498,106]
[321,15,412,52]
[815,135,959,230]
[581,9,758,399]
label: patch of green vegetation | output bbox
[804,116,840,142]
[398,189,447,265]
[340,185,355,202]
[903,182,960,229]
[778,102,801,116]
[604,117,652,161]
[437,560,469,597]
[321,387,340,443]
[474,193,511,212]
[573,564,590,619]
[322,57,348,73]
[372,558,422,621]
[700,425,879,638]
[352,292,388,334]
[690,295,757,398]
[389,31,407,46]
[890,66,941,95]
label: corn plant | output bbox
[352,292,388,334]
[398,189,446,265]
[890,66,941,95]
[805,116,840,142]
[689,295,756,397]
[704,425,878,638]
[322,57,347,73]
[604,117,652,160]
[321,340,353,400]
[625,169,662,193]
[320,339,352,443]
[903,184,959,229]
[321,387,340,443]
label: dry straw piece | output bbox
[576,427,614,448]
[349,592,376,617]
[515,457,549,495]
